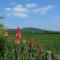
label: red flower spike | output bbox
[15,27,22,43]
[30,38,33,46]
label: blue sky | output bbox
[0,0,60,31]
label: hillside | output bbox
[22,27,45,33]
[8,27,60,33]
[22,27,60,33]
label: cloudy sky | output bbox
[0,0,60,31]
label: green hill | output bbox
[8,27,60,33]
[22,27,45,33]
[22,27,60,33]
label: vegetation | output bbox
[0,28,60,60]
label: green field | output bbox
[8,32,60,53]
[0,31,60,60]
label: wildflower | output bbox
[15,27,22,44]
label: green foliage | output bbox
[0,37,5,60]
[0,24,4,37]
[0,30,60,60]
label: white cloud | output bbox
[13,5,29,17]
[5,7,13,17]
[5,8,12,11]
[15,5,23,8]
[13,12,28,17]
[5,5,29,17]
[5,3,54,17]
[34,5,54,14]
[14,5,28,12]
[25,3,37,8]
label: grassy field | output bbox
[8,32,60,53]
[22,32,60,53]
[0,31,60,60]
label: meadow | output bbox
[0,30,60,60]
[19,32,60,53]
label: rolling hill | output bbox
[8,27,60,34]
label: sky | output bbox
[0,0,60,31]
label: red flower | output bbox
[15,27,22,43]
[30,38,33,46]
